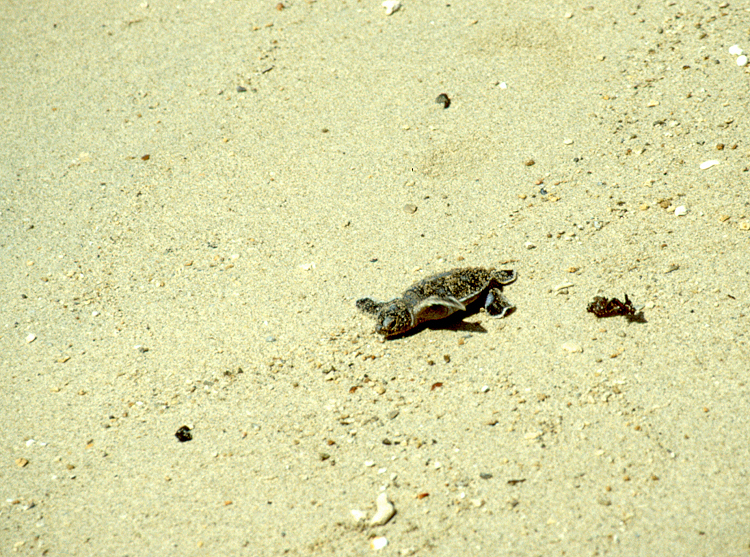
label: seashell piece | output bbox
[729,45,743,56]
[370,537,388,550]
[369,492,396,526]
[382,0,401,15]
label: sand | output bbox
[2,0,749,555]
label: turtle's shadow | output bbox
[385,310,491,340]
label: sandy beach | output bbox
[2,0,749,554]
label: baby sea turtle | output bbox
[356,267,517,338]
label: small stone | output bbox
[563,139,574,145]
[403,204,418,214]
[562,341,583,353]
[16,458,29,468]
[435,93,451,109]
[382,0,400,15]
[525,430,543,440]
[738,55,748,67]
[175,426,192,442]
[350,509,367,523]
[524,241,536,250]
[674,205,687,216]
[700,160,719,170]
[729,45,743,56]
[370,537,388,550]
[524,159,535,166]
[25,333,36,343]
[369,492,396,526]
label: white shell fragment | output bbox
[738,55,748,67]
[369,492,396,526]
[554,282,575,292]
[674,205,688,217]
[700,160,719,170]
[729,45,743,56]
[382,0,401,15]
[370,537,388,550]
[25,333,37,343]
[562,341,583,353]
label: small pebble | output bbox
[370,537,388,550]
[524,241,536,250]
[738,55,748,67]
[554,282,575,292]
[350,509,367,523]
[403,204,418,214]
[729,45,743,56]
[563,139,574,145]
[700,160,719,170]
[382,0,400,15]
[674,205,687,217]
[562,341,583,353]
[25,333,36,343]
[369,492,396,526]
[266,335,276,343]
[175,426,193,442]
[435,93,451,109]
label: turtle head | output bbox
[376,300,414,337]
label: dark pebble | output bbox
[435,93,451,108]
[175,425,193,442]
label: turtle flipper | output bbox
[356,297,384,316]
[484,288,515,318]
[412,296,466,324]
